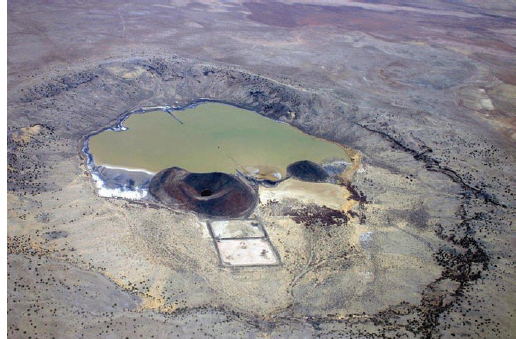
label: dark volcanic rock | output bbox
[286,160,329,182]
[149,167,257,218]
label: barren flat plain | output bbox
[7,0,516,338]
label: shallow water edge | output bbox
[82,100,354,201]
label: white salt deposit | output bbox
[91,173,148,200]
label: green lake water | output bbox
[88,103,350,176]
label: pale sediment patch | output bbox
[259,179,350,210]
[104,65,147,80]
[480,98,495,110]
[459,87,495,111]
[216,239,279,266]
[243,165,282,182]
[210,220,265,239]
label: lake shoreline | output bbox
[82,99,352,179]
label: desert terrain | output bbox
[7,0,515,338]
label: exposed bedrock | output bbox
[149,167,257,218]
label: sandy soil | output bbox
[259,179,350,210]
[210,219,266,239]
[216,239,279,266]
[7,0,515,338]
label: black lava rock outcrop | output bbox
[286,160,329,182]
[149,167,257,218]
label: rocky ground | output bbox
[7,0,515,338]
